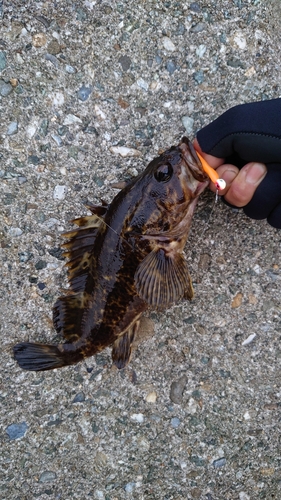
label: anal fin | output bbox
[112,321,140,369]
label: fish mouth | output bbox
[179,137,209,183]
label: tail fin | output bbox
[13,342,68,371]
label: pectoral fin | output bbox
[134,249,193,307]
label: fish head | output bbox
[128,137,208,237]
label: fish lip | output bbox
[179,136,209,182]
[195,179,209,196]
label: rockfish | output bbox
[13,137,208,371]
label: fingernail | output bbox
[221,169,237,185]
[245,162,266,185]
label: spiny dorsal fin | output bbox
[134,248,193,307]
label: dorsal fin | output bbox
[61,211,106,293]
[53,204,108,342]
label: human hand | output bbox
[194,99,281,228]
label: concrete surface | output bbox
[0,1,280,499]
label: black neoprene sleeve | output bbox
[196,99,281,228]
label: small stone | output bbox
[0,51,7,71]
[51,134,63,147]
[244,66,256,77]
[7,121,18,136]
[162,36,176,51]
[170,375,187,404]
[6,422,28,440]
[239,493,250,500]
[166,60,177,74]
[32,33,47,47]
[39,471,57,482]
[190,2,201,12]
[109,146,141,157]
[53,185,67,200]
[231,292,243,308]
[193,70,204,84]
[95,451,107,467]
[0,80,13,96]
[7,227,23,237]
[77,85,92,101]
[35,260,47,270]
[65,64,76,74]
[171,417,180,428]
[94,490,105,500]
[28,155,41,165]
[63,114,82,125]
[26,123,38,139]
[39,118,49,136]
[51,92,65,107]
[130,413,144,423]
[72,392,85,403]
[10,78,18,87]
[233,33,247,50]
[137,78,149,91]
[213,457,226,468]
[196,44,206,58]
[45,53,59,67]
[124,482,136,493]
[190,23,205,33]
[146,391,157,403]
[118,55,131,71]
[182,116,194,134]
[18,176,27,185]
[242,333,256,346]
[47,39,61,55]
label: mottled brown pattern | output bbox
[13,137,208,371]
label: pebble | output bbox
[193,70,204,84]
[182,116,194,135]
[130,413,144,423]
[7,121,18,135]
[94,490,105,500]
[239,493,250,500]
[63,114,82,125]
[124,482,136,493]
[77,85,92,101]
[72,392,85,403]
[53,185,67,200]
[170,375,187,404]
[166,60,177,74]
[51,91,65,107]
[47,39,61,55]
[6,422,28,440]
[45,53,59,68]
[196,44,206,58]
[39,471,57,483]
[171,417,180,428]
[95,104,106,120]
[162,36,176,51]
[51,134,63,147]
[32,33,47,47]
[109,146,141,157]
[7,227,23,237]
[0,51,6,70]
[231,292,243,308]
[213,457,226,468]
[190,23,205,33]
[118,55,131,71]
[0,80,13,96]
[146,391,157,403]
[18,176,27,185]
[26,123,38,139]
[65,64,76,74]
[242,333,256,346]
[137,78,149,91]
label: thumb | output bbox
[222,162,267,207]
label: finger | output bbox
[223,162,267,207]
[193,138,225,169]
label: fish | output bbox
[13,137,208,371]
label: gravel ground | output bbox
[1,1,281,499]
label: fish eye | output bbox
[154,163,173,183]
